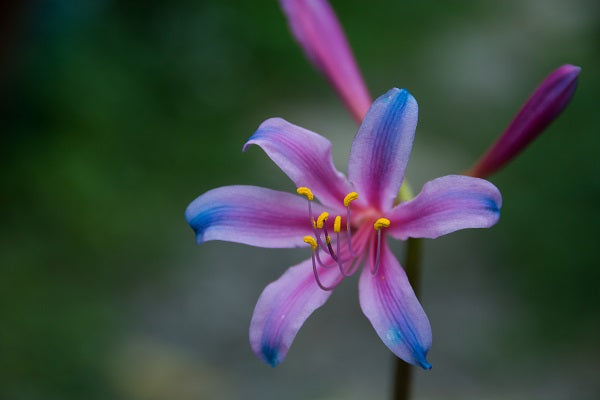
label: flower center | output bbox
[296,187,390,290]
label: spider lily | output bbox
[185,88,502,368]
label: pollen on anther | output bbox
[316,212,329,229]
[303,236,317,250]
[374,218,391,230]
[297,187,314,201]
[333,216,342,233]
[344,192,358,207]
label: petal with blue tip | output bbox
[359,238,432,369]
[244,118,353,210]
[249,257,341,366]
[348,88,418,212]
[388,175,502,240]
[185,185,323,248]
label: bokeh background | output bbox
[2,0,599,399]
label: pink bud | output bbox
[469,65,581,178]
[280,0,372,123]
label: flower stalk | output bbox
[393,183,422,400]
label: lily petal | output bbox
[359,238,432,369]
[348,88,418,211]
[244,118,353,210]
[280,0,371,123]
[185,185,322,248]
[469,64,581,178]
[250,256,341,366]
[388,175,501,240]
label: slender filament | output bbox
[346,206,357,256]
[311,251,339,291]
[372,228,382,275]
[336,232,359,277]
[322,223,338,261]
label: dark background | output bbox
[1,0,598,399]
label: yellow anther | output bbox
[312,219,316,229]
[333,216,342,233]
[297,187,314,201]
[316,212,329,229]
[326,235,331,244]
[344,192,359,207]
[303,236,317,250]
[374,218,391,230]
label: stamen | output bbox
[343,192,358,207]
[303,236,317,250]
[321,221,338,261]
[299,186,318,233]
[297,187,314,201]
[372,218,391,275]
[314,239,335,268]
[305,235,333,268]
[333,216,341,233]
[313,212,336,259]
[311,252,339,291]
[373,218,390,230]
[306,236,340,291]
[372,229,383,276]
[335,231,359,277]
[316,212,329,229]
[344,192,359,256]
[299,191,332,262]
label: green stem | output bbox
[392,181,423,400]
[392,237,422,400]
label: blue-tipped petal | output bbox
[359,238,432,369]
[185,185,324,248]
[244,118,353,210]
[348,88,418,212]
[388,175,502,240]
[250,257,342,366]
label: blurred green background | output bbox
[1,0,598,399]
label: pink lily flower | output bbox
[185,88,502,368]
[280,0,371,123]
[468,64,581,178]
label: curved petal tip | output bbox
[249,257,339,367]
[416,355,432,370]
[260,344,282,367]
